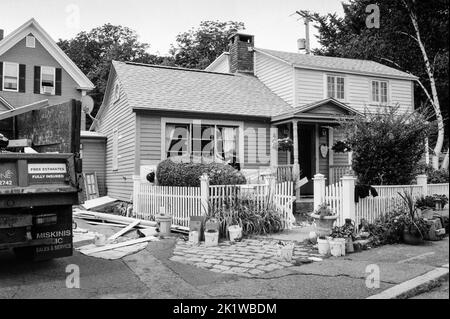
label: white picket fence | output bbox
[133,176,295,230]
[324,181,344,226]
[133,183,202,228]
[315,173,449,227]
[428,183,449,196]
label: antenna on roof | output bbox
[293,10,312,55]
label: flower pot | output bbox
[329,238,346,257]
[311,213,338,237]
[277,243,295,261]
[345,237,354,253]
[227,225,242,242]
[317,238,331,256]
[204,230,219,247]
[402,230,423,245]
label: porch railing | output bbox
[276,165,293,182]
[329,165,352,184]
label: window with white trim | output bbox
[112,128,119,171]
[165,123,239,163]
[2,62,19,91]
[371,80,388,103]
[327,75,345,100]
[40,66,56,95]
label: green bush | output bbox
[340,106,431,185]
[156,159,246,187]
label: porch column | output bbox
[328,127,334,184]
[270,125,278,173]
[292,120,300,181]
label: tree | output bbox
[170,21,245,69]
[341,106,431,185]
[297,0,449,169]
[58,24,174,127]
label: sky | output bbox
[0,0,345,56]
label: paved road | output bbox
[0,221,448,299]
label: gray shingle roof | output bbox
[113,61,291,117]
[256,48,416,79]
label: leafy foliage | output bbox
[299,0,449,144]
[340,106,431,185]
[207,191,283,238]
[57,24,174,127]
[169,21,245,69]
[156,159,246,187]
[415,194,449,209]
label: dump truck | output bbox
[0,99,82,260]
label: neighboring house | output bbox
[91,33,416,202]
[0,18,94,136]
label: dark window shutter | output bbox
[55,68,62,96]
[0,62,3,91]
[19,64,26,93]
[34,66,41,94]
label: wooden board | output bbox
[81,196,117,210]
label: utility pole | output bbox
[295,10,311,55]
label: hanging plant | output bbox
[332,140,352,153]
[276,137,293,151]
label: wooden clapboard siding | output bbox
[96,70,136,201]
[244,121,271,168]
[0,36,81,107]
[254,52,294,106]
[295,68,324,106]
[81,138,106,196]
[294,68,414,112]
[137,113,162,165]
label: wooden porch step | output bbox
[294,199,314,215]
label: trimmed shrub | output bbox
[156,159,246,187]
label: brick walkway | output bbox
[169,238,325,277]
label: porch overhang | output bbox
[271,98,362,125]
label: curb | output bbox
[367,264,449,299]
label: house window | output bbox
[112,128,119,171]
[327,75,345,100]
[40,66,56,95]
[371,80,388,103]
[165,123,239,163]
[2,62,19,92]
[26,36,36,48]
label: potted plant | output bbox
[398,192,431,245]
[310,203,338,236]
[330,219,356,254]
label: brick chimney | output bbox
[0,29,4,41]
[228,33,254,74]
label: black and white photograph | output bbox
[0,0,448,309]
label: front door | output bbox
[298,125,315,196]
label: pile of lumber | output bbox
[73,209,157,228]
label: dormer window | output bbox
[2,62,19,92]
[40,66,56,95]
[26,36,36,48]
[371,80,388,103]
[327,75,345,100]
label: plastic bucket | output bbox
[317,238,330,255]
[156,215,172,236]
[228,225,242,242]
[189,231,199,245]
[204,230,219,247]
[330,238,346,257]
[278,243,295,261]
